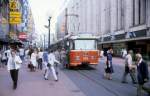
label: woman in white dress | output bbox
[30,49,38,71]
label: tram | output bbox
[66,34,100,68]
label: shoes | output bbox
[122,81,128,84]
[13,84,17,90]
[44,78,48,80]
[133,82,137,84]
[55,80,58,82]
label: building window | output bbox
[133,0,146,26]
[139,0,146,24]
[116,0,124,31]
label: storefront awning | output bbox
[98,36,150,44]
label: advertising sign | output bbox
[19,32,27,40]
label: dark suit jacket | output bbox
[137,61,149,85]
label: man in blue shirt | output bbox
[43,49,49,79]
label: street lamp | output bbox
[48,17,51,48]
[45,16,51,48]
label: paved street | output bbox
[0,57,149,96]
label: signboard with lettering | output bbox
[9,1,17,9]
[9,12,21,18]
[9,17,21,24]
[9,0,22,24]
[19,32,27,40]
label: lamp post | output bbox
[48,17,51,48]
[43,34,46,49]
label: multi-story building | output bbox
[0,0,35,49]
[57,0,150,59]
[0,0,9,41]
[20,0,35,43]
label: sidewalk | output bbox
[0,65,86,96]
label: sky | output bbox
[28,0,70,36]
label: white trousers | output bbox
[45,66,58,80]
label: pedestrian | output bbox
[44,50,60,81]
[25,48,30,65]
[7,48,22,89]
[122,48,127,59]
[60,48,67,68]
[30,49,38,71]
[1,51,8,67]
[5,46,11,59]
[54,49,61,61]
[100,50,104,58]
[0,50,2,68]
[43,49,49,77]
[136,53,149,96]
[19,46,25,61]
[37,48,43,70]
[104,47,114,80]
[122,50,137,84]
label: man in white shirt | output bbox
[45,50,60,81]
[122,50,137,84]
[122,49,127,59]
[37,49,43,70]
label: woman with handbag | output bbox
[7,48,22,89]
[104,47,114,80]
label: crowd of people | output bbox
[0,44,68,90]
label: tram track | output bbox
[76,70,120,96]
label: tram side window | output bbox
[69,40,74,50]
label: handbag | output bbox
[28,62,33,68]
[47,63,51,67]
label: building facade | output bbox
[0,0,35,49]
[0,0,9,40]
[57,0,150,59]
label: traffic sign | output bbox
[9,17,21,24]
[10,12,21,18]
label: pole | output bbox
[44,34,45,49]
[48,17,51,48]
[65,8,68,35]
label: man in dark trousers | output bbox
[136,53,149,96]
[122,50,137,84]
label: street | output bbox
[0,57,149,96]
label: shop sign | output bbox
[19,32,27,39]
[9,12,21,18]
[9,17,21,24]
[9,0,18,10]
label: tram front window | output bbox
[74,40,96,50]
